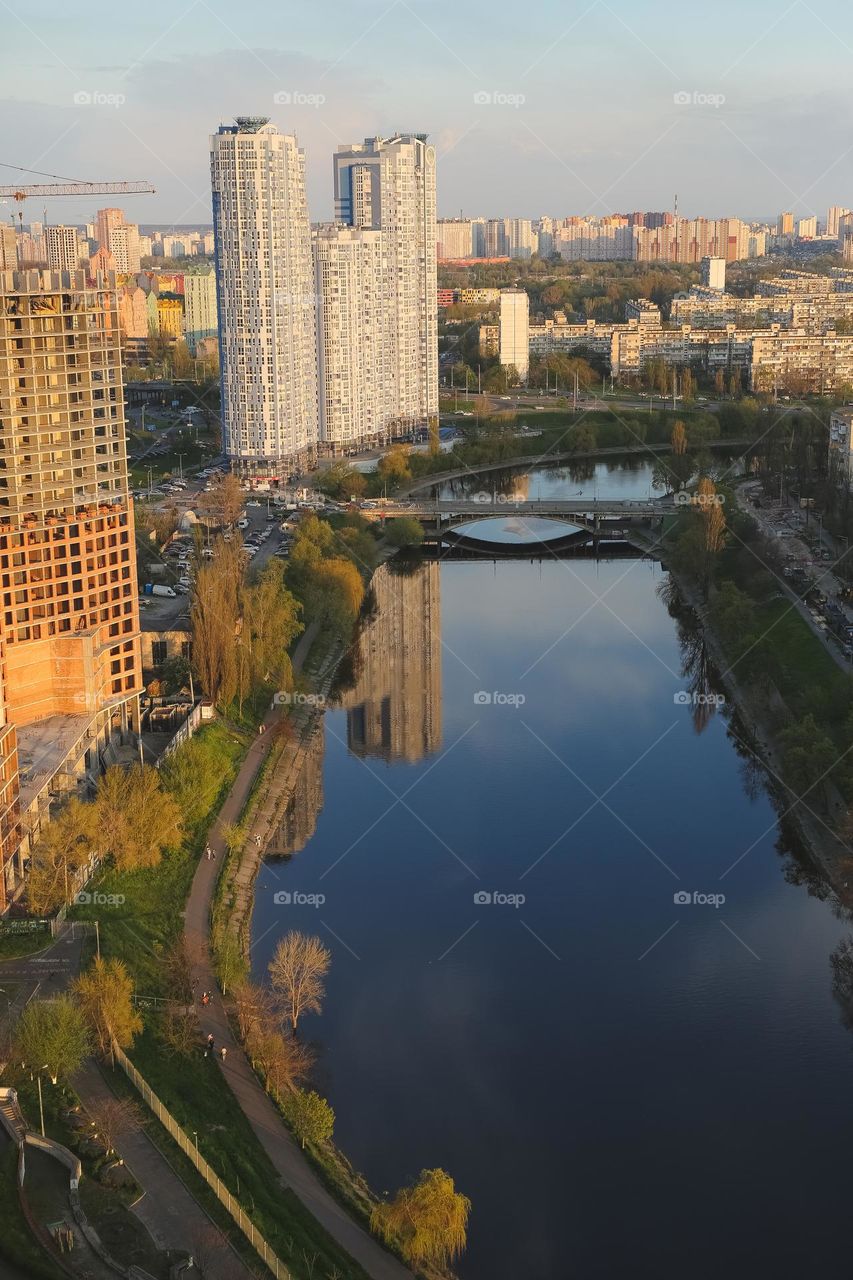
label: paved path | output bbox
[0,927,253,1280]
[184,636,414,1280]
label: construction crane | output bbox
[0,164,155,225]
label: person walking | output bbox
[207,1033,215,1051]
[220,1046,227,1063]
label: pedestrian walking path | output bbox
[0,928,253,1280]
[184,633,415,1280]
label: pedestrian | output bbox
[220,1046,227,1062]
[205,844,212,861]
[207,1033,214,1050]
[202,991,209,1006]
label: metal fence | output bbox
[112,1041,290,1279]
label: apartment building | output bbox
[829,409,853,487]
[499,288,529,379]
[437,218,473,259]
[183,269,218,353]
[96,209,141,275]
[211,118,319,475]
[44,226,81,273]
[700,256,726,291]
[313,224,390,450]
[0,269,142,911]
[334,134,438,432]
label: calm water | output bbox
[252,462,853,1279]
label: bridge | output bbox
[364,496,680,544]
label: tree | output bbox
[15,997,90,1084]
[85,1095,141,1156]
[95,765,182,872]
[190,537,244,705]
[376,447,412,488]
[671,420,687,456]
[385,517,425,549]
[268,932,331,1031]
[26,798,97,914]
[308,559,365,629]
[160,737,228,830]
[281,1088,335,1149]
[371,1168,471,1269]
[198,473,245,529]
[241,558,303,700]
[74,957,143,1058]
[779,714,838,809]
[245,1025,313,1095]
[215,930,246,996]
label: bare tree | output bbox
[85,1095,141,1157]
[268,932,331,1031]
[198,473,245,530]
[245,1024,313,1095]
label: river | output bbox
[251,458,853,1279]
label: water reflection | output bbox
[266,721,325,859]
[342,560,443,764]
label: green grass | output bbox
[71,721,249,991]
[107,1039,369,1279]
[0,927,52,960]
[0,1145,66,1280]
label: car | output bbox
[237,518,250,529]
[246,500,262,508]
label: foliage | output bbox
[385,517,425,549]
[95,765,183,872]
[15,996,90,1083]
[74,956,143,1058]
[371,1167,471,1269]
[198,473,245,529]
[281,1089,335,1149]
[190,536,244,705]
[26,798,98,913]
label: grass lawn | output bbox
[0,927,52,961]
[0,1144,67,1280]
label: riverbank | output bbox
[627,519,853,897]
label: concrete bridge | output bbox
[367,496,680,543]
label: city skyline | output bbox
[3,0,853,225]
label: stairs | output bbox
[0,1088,27,1143]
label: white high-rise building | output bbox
[506,218,533,260]
[437,218,473,259]
[211,118,318,473]
[333,134,438,431]
[827,207,850,240]
[313,224,389,450]
[183,269,218,353]
[44,225,80,271]
[700,256,726,291]
[499,288,529,380]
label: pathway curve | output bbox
[0,928,253,1280]
[184,631,415,1280]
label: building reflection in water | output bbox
[265,720,325,858]
[266,559,443,858]
[343,560,443,764]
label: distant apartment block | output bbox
[700,256,726,291]
[499,288,529,379]
[829,409,853,488]
[0,269,142,911]
[437,218,473,259]
[183,269,218,353]
[44,226,81,273]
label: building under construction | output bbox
[0,268,142,911]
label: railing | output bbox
[112,1041,290,1279]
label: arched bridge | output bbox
[365,496,680,543]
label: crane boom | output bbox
[0,180,155,201]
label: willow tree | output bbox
[74,956,142,1058]
[371,1168,471,1269]
[27,797,97,913]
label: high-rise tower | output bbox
[211,118,318,475]
[333,135,438,432]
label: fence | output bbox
[158,701,204,763]
[112,1041,290,1280]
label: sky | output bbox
[2,0,853,229]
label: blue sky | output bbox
[2,0,853,227]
